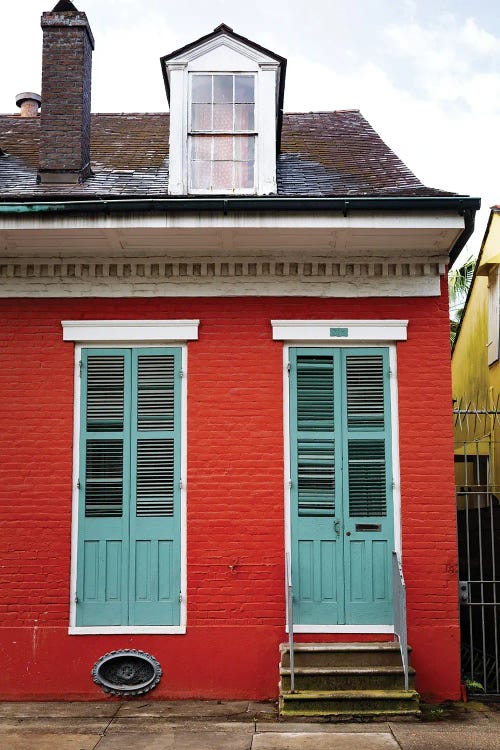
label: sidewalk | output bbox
[0,699,498,749]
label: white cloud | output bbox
[284,52,497,261]
[462,18,500,56]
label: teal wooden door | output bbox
[76,348,182,627]
[289,347,394,626]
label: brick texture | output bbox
[39,9,94,180]
[0,285,459,701]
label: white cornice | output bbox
[0,256,443,297]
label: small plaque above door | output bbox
[330,328,349,337]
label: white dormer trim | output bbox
[164,33,278,196]
[167,33,278,66]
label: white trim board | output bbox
[291,625,394,634]
[272,320,408,341]
[68,341,188,636]
[69,626,187,635]
[62,319,199,342]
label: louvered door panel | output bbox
[130,348,181,626]
[136,439,174,517]
[346,355,384,430]
[348,439,387,517]
[297,355,335,432]
[297,440,335,515]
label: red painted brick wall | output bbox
[0,285,459,701]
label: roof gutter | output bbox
[0,195,480,263]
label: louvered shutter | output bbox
[129,348,181,626]
[295,354,336,516]
[345,353,389,517]
[76,347,182,628]
[76,349,131,626]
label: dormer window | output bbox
[189,74,256,192]
[161,24,286,196]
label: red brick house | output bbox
[0,1,480,709]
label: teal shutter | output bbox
[76,347,181,627]
[290,349,344,624]
[129,349,181,626]
[76,350,131,626]
[342,349,393,625]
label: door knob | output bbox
[346,531,351,537]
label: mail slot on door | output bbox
[355,523,382,532]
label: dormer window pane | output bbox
[191,161,211,190]
[235,162,254,189]
[235,76,255,103]
[191,104,212,131]
[235,104,254,131]
[213,161,233,189]
[213,136,233,160]
[214,75,233,103]
[192,75,212,103]
[191,137,211,161]
[213,104,233,130]
[235,136,255,161]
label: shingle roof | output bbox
[0,110,455,199]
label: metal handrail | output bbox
[285,552,295,692]
[392,551,409,691]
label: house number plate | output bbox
[330,328,349,337]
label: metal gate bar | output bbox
[455,437,500,695]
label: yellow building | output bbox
[453,206,500,486]
[451,206,500,696]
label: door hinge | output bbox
[79,360,82,378]
[179,479,183,490]
[287,362,291,374]
[179,370,184,378]
[288,479,292,489]
[178,592,183,603]
[74,594,79,604]
[77,479,81,490]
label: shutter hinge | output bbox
[79,360,82,378]
[74,594,79,604]
[179,370,184,378]
[179,479,183,489]
[287,362,291,374]
[77,479,81,490]
[178,592,183,603]
[288,479,292,488]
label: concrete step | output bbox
[280,665,416,692]
[279,688,421,718]
[280,642,410,668]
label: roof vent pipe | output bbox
[16,93,41,118]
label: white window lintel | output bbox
[271,319,409,342]
[62,319,200,342]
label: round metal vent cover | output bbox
[92,649,162,696]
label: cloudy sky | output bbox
[1,0,499,264]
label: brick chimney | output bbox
[38,0,95,184]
